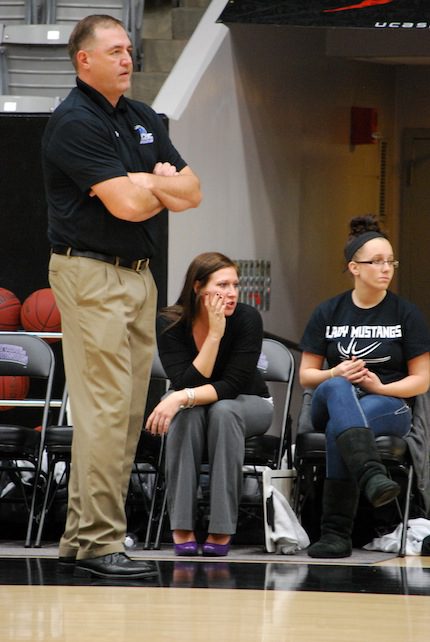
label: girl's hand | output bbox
[357,370,384,395]
[334,357,368,384]
[145,391,184,435]
[204,292,226,340]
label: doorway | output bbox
[400,128,430,326]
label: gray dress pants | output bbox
[165,395,274,534]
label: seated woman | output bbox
[299,215,430,558]
[146,252,273,557]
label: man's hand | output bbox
[153,162,179,177]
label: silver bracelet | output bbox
[180,388,195,409]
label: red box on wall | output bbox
[350,106,378,145]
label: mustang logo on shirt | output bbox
[134,125,154,145]
[337,339,391,363]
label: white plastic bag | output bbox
[364,518,430,556]
[265,484,310,554]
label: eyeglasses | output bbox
[354,259,399,269]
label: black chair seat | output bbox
[43,426,73,452]
[244,434,279,465]
[374,435,408,463]
[295,432,408,464]
[0,425,40,453]
[295,432,326,462]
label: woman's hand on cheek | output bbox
[205,292,226,339]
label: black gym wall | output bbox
[0,112,168,425]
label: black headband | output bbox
[344,231,385,263]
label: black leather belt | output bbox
[51,247,149,272]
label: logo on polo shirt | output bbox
[134,125,154,144]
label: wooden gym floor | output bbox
[0,543,429,641]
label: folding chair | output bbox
[147,337,296,549]
[33,384,71,546]
[292,388,429,557]
[35,349,170,547]
[134,349,169,550]
[0,332,55,547]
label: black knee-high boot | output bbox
[307,479,359,558]
[336,427,400,508]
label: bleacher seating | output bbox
[45,0,144,67]
[0,0,36,24]
[0,93,60,110]
[45,0,129,25]
[0,1,145,110]
[0,23,75,99]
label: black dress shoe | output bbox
[57,556,76,574]
[74,552,158,579]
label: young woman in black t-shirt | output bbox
[299,215,430,558]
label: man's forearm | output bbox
[129,168,201,212]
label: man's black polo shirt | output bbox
[42,78,187,260]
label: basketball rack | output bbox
[0,331,63,408]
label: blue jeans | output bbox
[311,377,412,479]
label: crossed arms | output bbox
[90,162,202,221]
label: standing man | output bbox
[42,14,201,579]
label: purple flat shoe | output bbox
[174,541,199,557]
[202,540,231,557]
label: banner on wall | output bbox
[218,1,430,29]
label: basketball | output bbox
[20,288,61,342]
[0,287,21,331]
[0,375,30,412]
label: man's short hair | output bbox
[68,14,125,69]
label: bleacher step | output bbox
[179,0,211,8]
[143,1,172,40]
[132,0,211,104]
[172,6,206,40]
[131,70,168,105]
[142,38,187,73]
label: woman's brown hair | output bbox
[160,252,239,331]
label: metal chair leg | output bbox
[399,465,414,557]
[34,461,56,547]
[142,434,165,549]
[153,486,168,550]
[24,452,44,548]
[143,467,162,549]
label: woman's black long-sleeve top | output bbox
[156,302,270,400]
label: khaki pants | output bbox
[49,253,157,559]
